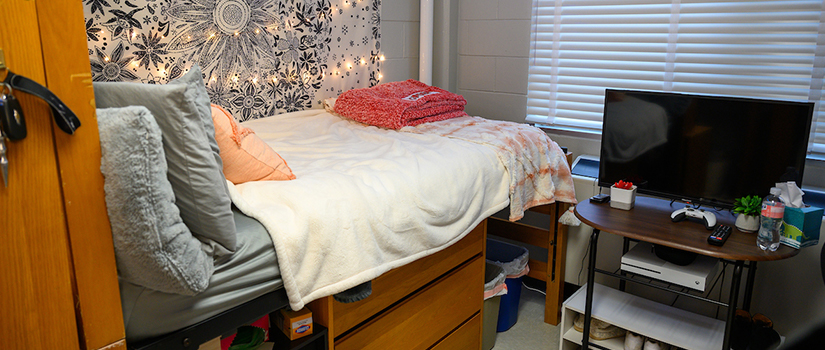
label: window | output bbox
[527,0,825,161]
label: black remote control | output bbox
[708,224,732,246]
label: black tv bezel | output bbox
[597,88,815,210]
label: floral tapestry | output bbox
[83,0,382,121]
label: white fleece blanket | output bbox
[228,109,511,310]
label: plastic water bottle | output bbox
[757,187,785,251]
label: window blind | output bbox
[528,0,825,159]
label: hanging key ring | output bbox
[0,82,11,95]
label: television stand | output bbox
[570,197,798,350]
[670,206,717,230]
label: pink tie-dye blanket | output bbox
[402,116,577,221]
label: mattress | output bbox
[230,110,512,310]
[119,208,283,343]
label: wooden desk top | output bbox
[574,196,799,261]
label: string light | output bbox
[104,4,381,92]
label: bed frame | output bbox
[495,152,574,327]
[127,194,571,350]
[129,221,488,350]
[488,200,572,326]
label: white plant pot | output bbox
[735,214,760,233]
[610,185,637,210]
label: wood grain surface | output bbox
[0,1,125,349]
[35,1,126,348]
[0,1,81,348]
[575,196,799,261]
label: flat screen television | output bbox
[598,89,814,209]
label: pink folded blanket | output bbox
[334,79,468,129]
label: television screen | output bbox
[598,89,814,209]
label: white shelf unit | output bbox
[560,283,726,350]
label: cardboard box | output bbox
[274,308,313,340]
[781,206,823,249]
[199,337,221,350]
[255,343,274,350]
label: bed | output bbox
[92,69,575,350]
[79,1,576,347]
[0,1,577,348]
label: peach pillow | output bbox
[211,104,296,184]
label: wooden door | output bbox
[0,1,125,349]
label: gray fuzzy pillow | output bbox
[98,106,213,295]
[93,65,236,258]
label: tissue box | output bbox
[780,206,823,249]
[274,308,313,340]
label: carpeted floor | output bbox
[491,284,561,349]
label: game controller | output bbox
[670,207,717,230]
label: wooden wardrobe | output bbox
[0,1,125,349]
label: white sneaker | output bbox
[624,331,644,350]
[643,338,672,350]
[589,318,625,340]
[572,313,625,340]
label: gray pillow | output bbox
[97,106,213,295]
[168,65,228,193]
[93,65,236,257]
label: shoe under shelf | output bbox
[561,283,725,350]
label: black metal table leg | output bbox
[724,261,744,350]
[583,228,601,350]
[743,261,757,312]
[620,237,630,291]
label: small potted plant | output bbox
[733,195,762,232]
[610,180,637,210]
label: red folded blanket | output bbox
[333,79,468,129]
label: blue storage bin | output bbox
[486,238,529,332]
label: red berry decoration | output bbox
[614,180,634,190]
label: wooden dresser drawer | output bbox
[430,313,481,350]
[335,257,483,350]
[332,221,485,334]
